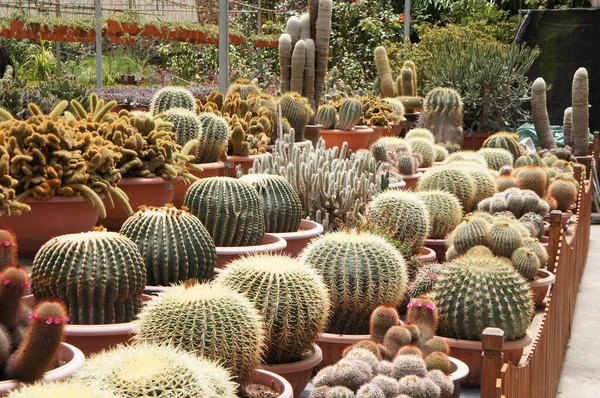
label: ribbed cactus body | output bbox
[417,191,462,240]
[572,68,589,156]
[290,41,307,94]
[279,34,293,93]
[5,382,115,398]
[366,190,431,253]
[496,176,517,192]
[548,179,578,212]
[563,107,573,148]
[216,254,330,364]
[405,129,434,142]
[31,231,146,324]
[165,108,202,147]
[531,77,556,150]
[522,237,548,265]
[407,138,435,168]
[511,247,540,280]
[74,343,238,397]
[183,177,265,247]
[239,174,302,233]
[135,283,265,386]
[197,112,230,163]
[450,217,490,255]
[434,145,449,162]
[514,153,542,167]
[399,68,415,97]
[397,155,418,176]
[317,104,337,129]
[300,230,408,334]
[515,166,548,197]
[280,93,312,141]
[444,151,487,167]
[435,257,534,341]
[337,98,362,130]
[478,148,514,171]
[375,47,394,98]
[422,87,463,146]
[487,222,523,258]
[482,133,521,161]
[417,167,476,212]
[150,86,196,115]
[120,205,216,286]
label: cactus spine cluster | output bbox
[31,230,146,324]
[135,282,265,386]
[216,254,330,364]
[375,46,395,98]
[150,86,196,115]
[422,87,463,147]
[337,98,363,130]
[196,112,230,163]
[416,191,462,240]
[183,177,265,246]
[572,67,589,156]
[120,204,216,286]
[531,77,557,149]
[300,230,408,334]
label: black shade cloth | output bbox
[515,8,599,131]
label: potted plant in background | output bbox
[370,137,422,189]
[318,98,372,151]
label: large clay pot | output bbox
[252,370,294,398]
[260,344,322,398]
[23,295,152,357]
[0,196,100,257]
[316,332,371,369]
[223,154,268,177]
[388,181,407,190]
[215,233,287,269]
[386,122,402,137]
[400,172,423,190]
[423,238,448,262]
[0,343,85,395]
[100,177,180,231]
[271,220,324,257]
[172,162,225,208]
[436,329,533,386]
[528,269,556,307]
[367,126,388,147]
[319,128,372,152]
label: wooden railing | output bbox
[480,159,593,398]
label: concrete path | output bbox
[556,225,600,396]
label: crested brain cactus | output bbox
[366,190,431,254]
[239,174,302,233]
[571,67,589,156]
[150,86,196,115]
[434,256,534,341]
[196,112,230,163]
[416,191,462,240]
[135,282,265,386]
[417,167,476,212]
[216,254,330,364]
[183,177,265,246]
[422,87,463,147]
[336,98,363,130]
[31,230,146,324]
[300,230,408,334]
[73,343,238,398]
[119,204,217,286]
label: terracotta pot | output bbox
[319,128,372,152]
[417,246,437,263]
[461,132,490,151]
[436,329,533,386]
[400,172,423,190]
[386,122,402,137]
[304,124,322,148]
[423,238,448,262]
[0,343,85,395]
[267,139,313,154]
[367,126,388,147]
[223,154,268,177]
[271,219,324,257]
[252,369,293,398]
[0,195,100,257]
[10,21,25,40]
[100,177,180,231]
[0,28,12,39]
[316,332,371,369]
[215,233,287,269]
[121,22,140,36]
[254,39,278,48]
[23,295,152,357]
[172,162,226,208]
[528,269,556,307]
[449,357,470,398]
[230,33,243,45]
[260,344,322,398]
[388,181,407,190]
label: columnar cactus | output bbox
[196,112,230,163]
[434,257,534,341]
[336,98,362,130]
[150,86,196,115]
[572,67,589,156]
[31,230,146,324]
[216,254,330,364]
[399,67,415,97]
[300,230,408,334]
[416,191,462,240]
[375,47,395,98]
[422,87,463,147]
[531,78,557,149]
[563,107,573,148]
[478,148,514,171]
[120,205,217,286]
[135,282,265,386]
[482,133,521,160]
[366,190,431,254]
[417,167,476,212]
[73,343,238,397]
[280,92,313,141]
[183,177,265,246]
[0,229,17,272]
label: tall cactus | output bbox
[279,34,293,93]
[303,39,317,112]
[563,107,573,148]
[572,67,589,156]
[120,205,217,286]
[422,87,463,146]
[197,112,229,163]
[290,40,306,93]
[183,177,265,247]
[30,230,146,324]
[400,67,415,97]
[375,46,395,98]
[531,77,556,150]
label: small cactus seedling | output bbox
[406,298,438,344]
[370,306,401,344]
[397,345,424,358]
[424,352,452,374]
[383,326,412,358]
[0,229,17,271]
[423,337,450,355]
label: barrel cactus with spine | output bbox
[196,112,230,163]
[165,108,202,148]
[73,343,238,397]
[135,282,265,386]
[478,148,514,171]
[515,166,548,197]
[422,87,463,147]
[239,174,302,233]
[548,178,578,212]
[514,153,542,167]
[317,104,337,129]
[406,138,435,168]
[366,190,431,254]
[434,256,534,341]
[405,129,434,142]
[183,177,265,246]
[150,86,196,115]
[417,167,476,212]
[120,204,216,286]
[336,98,362,130]
[300,230,409,334]
[216,254,330,364]
[30,229,146,324]
[449,216,490,255]
[482,133,521,161]
[280,92,313,141]
[416,191,463,240]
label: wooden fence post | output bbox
[481,327,504,398]
[574,163,584,214]
[593,131,599,177]
[547,210,562,274]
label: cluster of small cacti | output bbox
[358,96,403,127]
[422,87,464,147]
[445,211,548,280]
[0,265,67,384]
[478,187,550,218]
[31,228,147,324]
[370,136,420,177]
[311,301,455,398]
[245,132,385,231]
